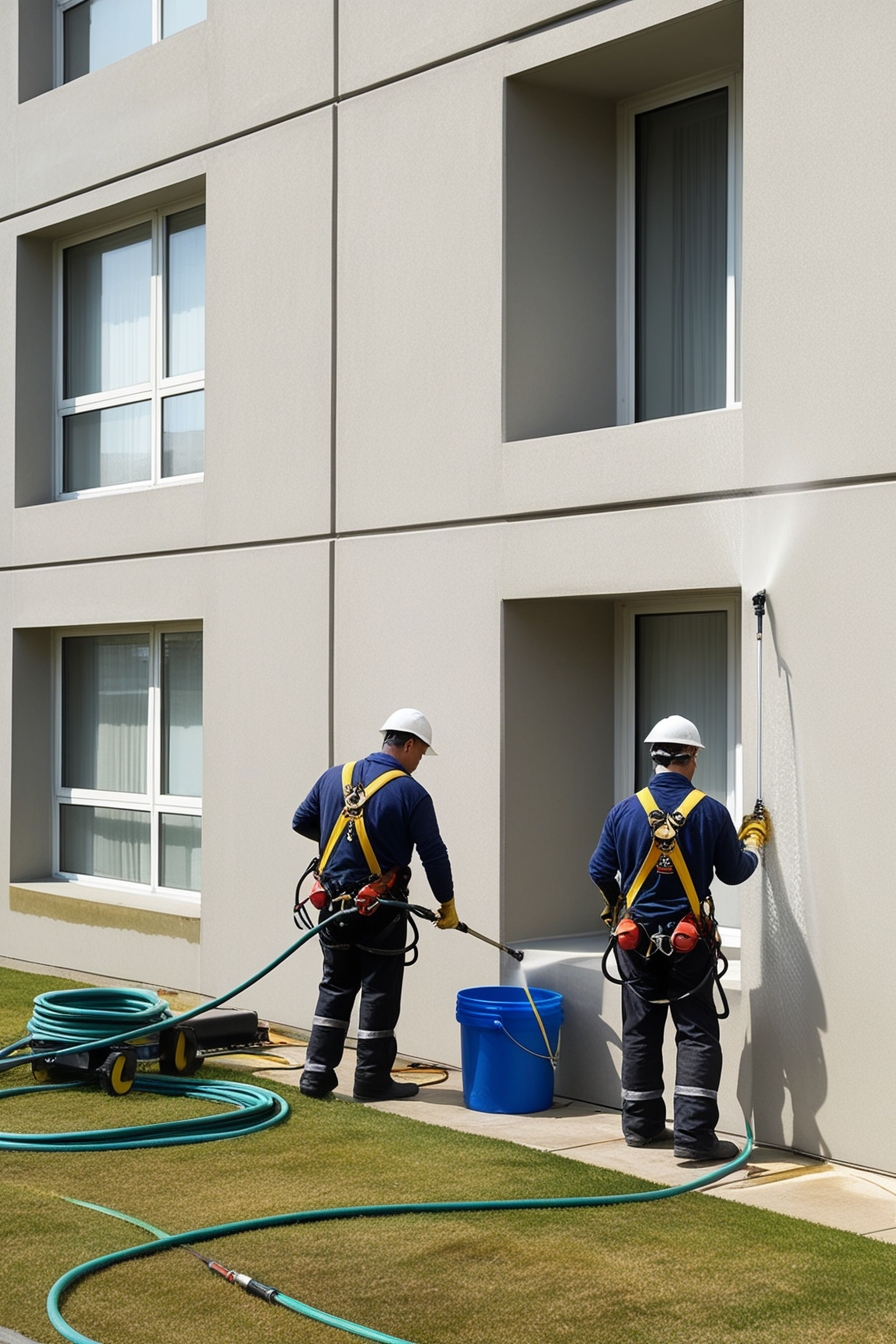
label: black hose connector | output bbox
[234,1273,279,1304]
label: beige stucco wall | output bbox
[2,0,896,1172]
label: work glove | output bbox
[436,899,460,930]
[739,803,771,853]
[597,879,621,930]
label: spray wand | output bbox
[752,590,767,815]
[379,900,524,961]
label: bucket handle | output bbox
[493,1018,562,1071]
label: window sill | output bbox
[9,879,200,942]
[511,928,742,990]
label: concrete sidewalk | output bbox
[246,1042,896,1244]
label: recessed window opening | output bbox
[57,0,206,84]
[619,74,742,425]
[617,594,739,815]
[57,202,205,496]
[56,625,202,896]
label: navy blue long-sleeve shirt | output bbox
[589,771,757,928]
[292,752,454,904]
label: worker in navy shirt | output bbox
[292,709,458,1102]
[589,715,769,1162]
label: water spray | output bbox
[751,590,767,812]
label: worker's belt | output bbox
[317,761,406,880]
[623,787,705,921]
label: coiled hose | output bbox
[0,912,349,1151]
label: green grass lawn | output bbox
[3,965,896,1344]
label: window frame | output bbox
[613,592,741,818]
[616,69,743,426]
[53,621,202,901]
[54,0,205,86]
[53,197,205,499]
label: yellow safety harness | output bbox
[623,787,705,919]
[317,761,406,880]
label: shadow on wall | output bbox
[737,602,828,1156]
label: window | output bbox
[58,202,205,495]
[615,594,739,812]
[618,75,742,424]
[56,626,202,895]
[57,0,206,83]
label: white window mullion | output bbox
[148,625,161,888]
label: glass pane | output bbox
[64,0,152,81]
[64,222,152,398]
[160,814,201,891]
[166,206,206,376]
[60,804,150,884]
[162,391,204,477]
[635,89,728,422]
[163,0,207,39]
[63,2,91,81]
[63,401,152,491]
[62,634,149,793]
[635,611,728,804]
[161,631,203,797]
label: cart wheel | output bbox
[98,1049,137,1096]
[158,1026,200,1076]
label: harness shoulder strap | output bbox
[317,763,407,877]
[623,787,706,918]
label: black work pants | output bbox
[616,941,721,1149]
[302,903,407,1092]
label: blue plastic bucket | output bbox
[456,986,563,1114]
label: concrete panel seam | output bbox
[5,469,896,574]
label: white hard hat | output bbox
[379,708,437,755]
[644,715,705,750]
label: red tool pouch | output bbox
[615,917,641,952]
[670,914,701,954]
[309,879,328,910]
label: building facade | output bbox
[1,0,894,1170]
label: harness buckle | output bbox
[648,808,685,854]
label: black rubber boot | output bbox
[673,1137,739,1162]
[300,1069,337,1098]
[352,1078,420,1102]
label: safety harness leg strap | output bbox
[623,787,705,920]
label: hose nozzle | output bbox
[752,590,767,637]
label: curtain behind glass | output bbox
[166,206,206,376]
[162,390,204,477]
[161,632,202,797]
[63,401,152,491]
[160,814,201,890]
[635,89,728,422]
[62,634,149,793]
[60,804,150,883]
[64,223,152,398]
[163,0,206,38]
[635,611,728,803]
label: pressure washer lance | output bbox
[201,1254,280,1304]
[752,589,767,813]
[379,899,524,961]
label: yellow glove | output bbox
[436,899,460,930]
[739,804,771,852]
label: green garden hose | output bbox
[0,914,349,1151]
[0,906,754,1342]
[46,1129,752,1344]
